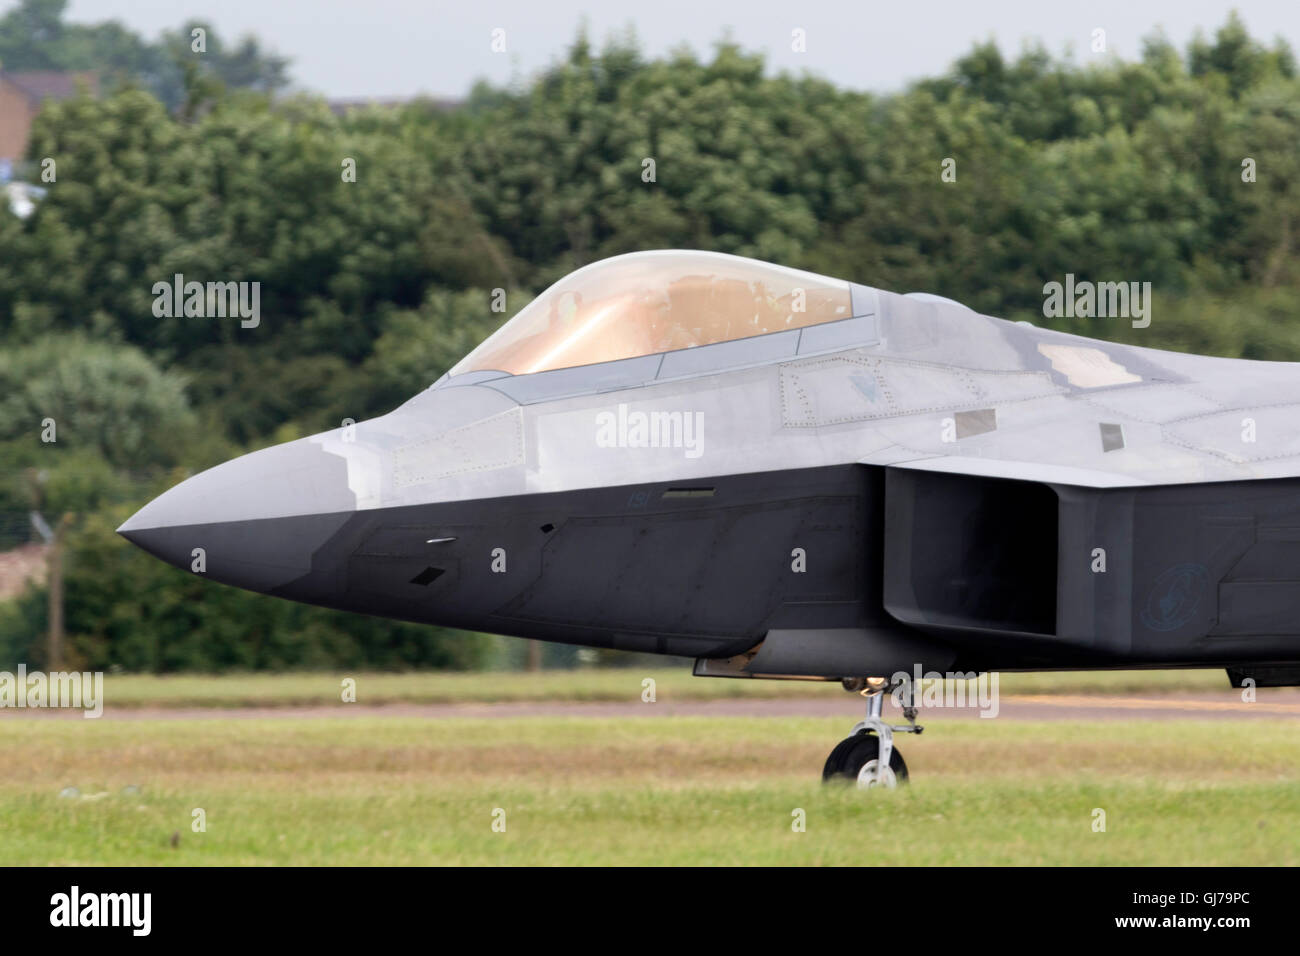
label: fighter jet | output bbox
[119,250,1300,788]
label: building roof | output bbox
[2,70,99,103]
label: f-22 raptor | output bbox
[120,250,1300,787]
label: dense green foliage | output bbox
[2,12,1298,670]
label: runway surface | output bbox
[6,691,1300,721]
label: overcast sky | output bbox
[36,0,1300,99]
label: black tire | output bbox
[821,735,861,779]
[821,732,909,785]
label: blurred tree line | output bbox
[1,11,1298,671]
[0,0,289,109]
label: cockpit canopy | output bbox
[449,250,853,377]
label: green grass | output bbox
[90,666,1244,709]
[2,715,1297,865]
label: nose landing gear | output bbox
[822,677,924,789]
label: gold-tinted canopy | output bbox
[450,250,853,376]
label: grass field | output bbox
[3,712,1298,865]
[90,666,1242,709]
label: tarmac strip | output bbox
[2,692,1298,721]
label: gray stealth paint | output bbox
[118,251,1300,680]
[117,436,358,531]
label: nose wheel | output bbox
[822,732,908,787]
[822,677,922,789]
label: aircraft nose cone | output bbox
[118,438,358,593]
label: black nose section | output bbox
[119,514,352,593]
[118,439,359,593]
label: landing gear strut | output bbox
[822,676,924,788]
